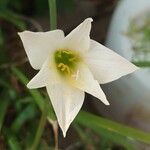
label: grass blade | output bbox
[132,61,150,67]
[11,104,37,133]
[8,136,22,150]
[0,9,26,30]
[11,67,56,121]
[3,129,22,150]
[76,111,150,145]
[0,98,9,132]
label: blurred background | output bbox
[0,0,150,149]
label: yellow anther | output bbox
[66,66,71,74]
[62,50,72,54]
[69,57,76,62]
[60,66,66,71]
[57,63,71,74]
[58,63,64,68]
[54,49,82,76]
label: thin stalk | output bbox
[29,106,47,150]
[48,0,57,30]
[52,121,58,150]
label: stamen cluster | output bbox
[54,50,80,75]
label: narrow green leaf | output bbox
[0,78,10,89]
[100,138,112,150]
[11,67,56,120]
[8,136,22,150]
[73,123,93,144]
[76,119,134,150]
[11,104,37,133]
[76,111,150,145]
[132,61,150,67]
[39,140,53,150]
[90,124,135,150]
[0,9,26,30]
[3,129,22,150]
[0,98,9,132]
[0,28,4,47]
[29,104,47,150]
[0,0,9,9]
[15,96,32,111]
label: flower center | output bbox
[54,49,81,75]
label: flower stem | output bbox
[48,0,57,30]
[30,106,47,150]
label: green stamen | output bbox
[54,49,81,75]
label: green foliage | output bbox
[11,103,38,133]
[57,0,75,11]
[35,0,75,15]
[11,67,56,121]
[127,13,150,67]
[79,111,150,144]
[11,67,150,149]
[0,96,9,132]
[0,0,150,149]
[0,28,4,47]
[0,0,10,9]
[35,0,49,15]
[0,10,26,30]
[0,0,21,11]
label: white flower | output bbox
[18,18,138,137]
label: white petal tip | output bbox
[27,82,35,89]
[127,64,140,75]
[18,31,32,37]
[18,32,23,37]
[84,18,93,23]
[135,66,140,71]
[18,31,25,36]
[63,131,67,138]
[104,100,110,106]
[27,83,32,89]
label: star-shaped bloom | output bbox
[18,18,138,137]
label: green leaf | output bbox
[11,67,56,121]
[0,98,9,132]
[39,140,54,150]
[8,136,22,150]
[0,9,26,30]
[100,138,113,150]
[3,129,22,150]
[11,104,37,133]
[29,104,47,150]
[0,78,10,89]
[0,0,9,9]
[0,28,4,47]
[57,0,75,11]
[93,126,135,150]
[15,96,32,111]
[73,123,93,144]
[132,61,150,67]
[76,111,150,146]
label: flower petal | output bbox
[85,40,139,84]
[27,57,59,89]
[46,82,85,137]
[69,64,109,105]
[60,18,93,52]
[18,30,64,70]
